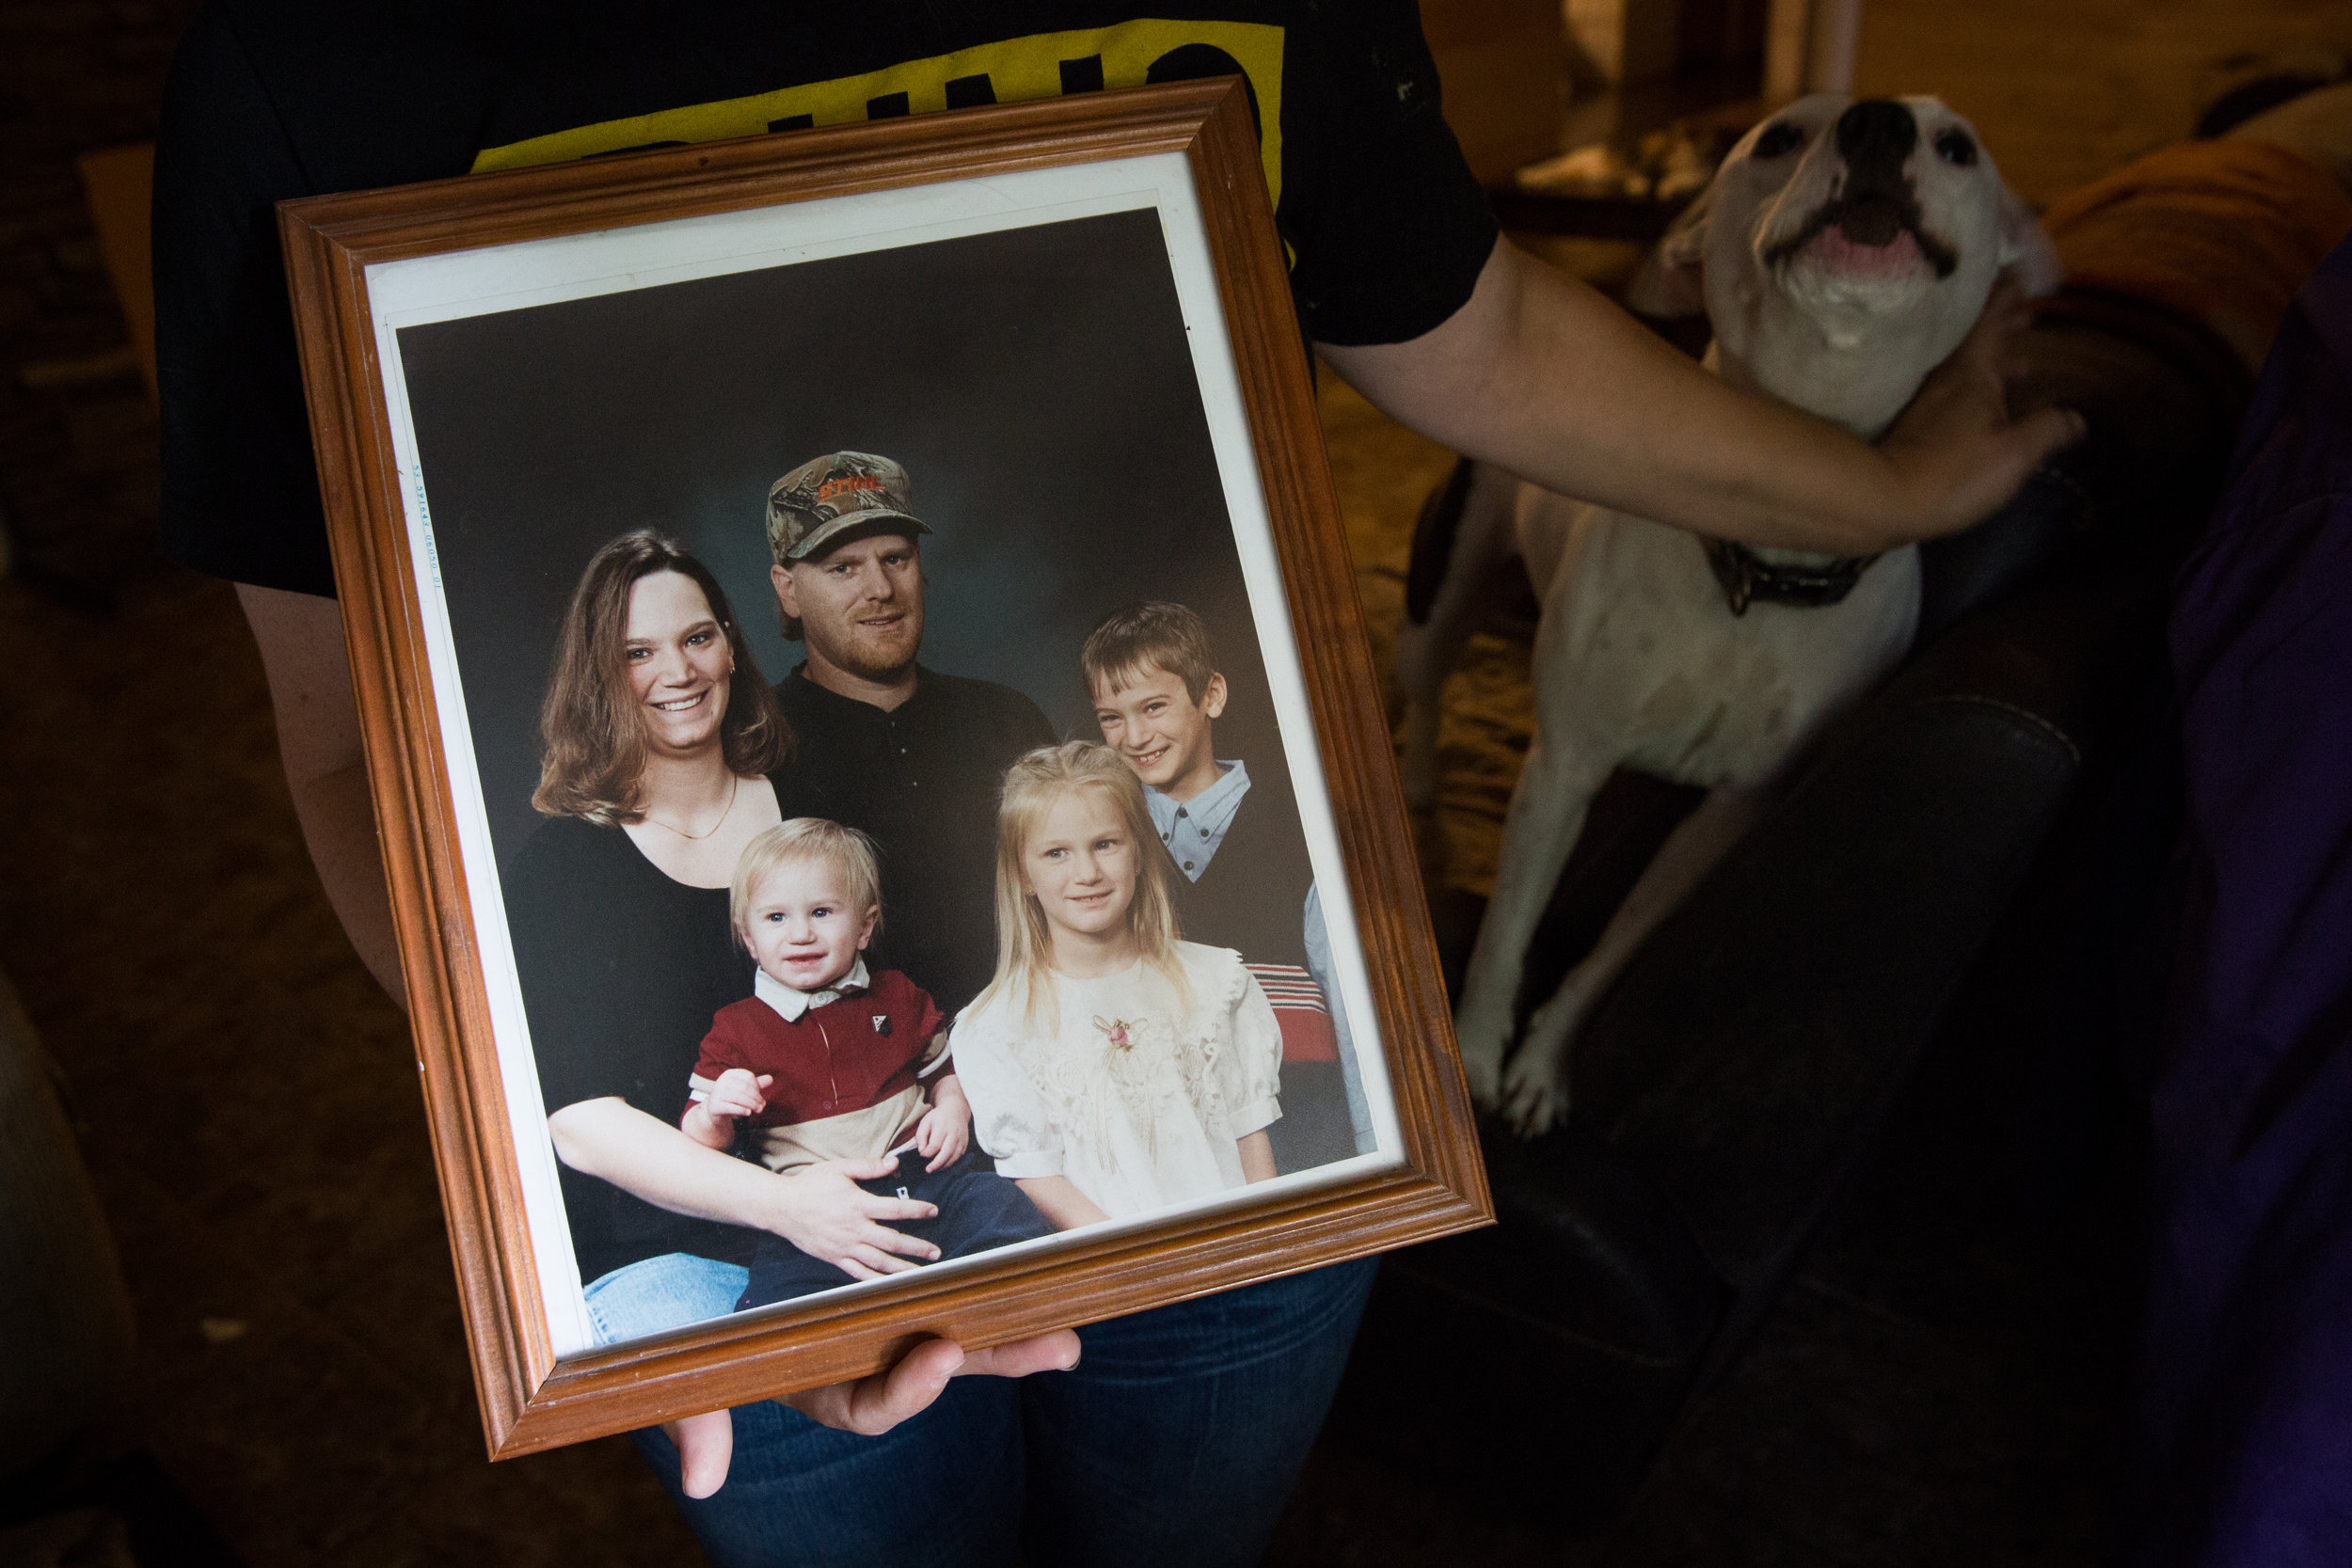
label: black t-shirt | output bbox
[774,665,1057,1018]
[152,0,1498,596]
[502,813,763,1284]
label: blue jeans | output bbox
[585,1252,752,1345]
[631,1257,1378,1568]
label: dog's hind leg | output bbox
[1500,782,1767,1135]
[1395,458,1523,810]
[1453,735,1612,1106]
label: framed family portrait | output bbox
[279,78,1487,1458]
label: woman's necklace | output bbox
[642,771,739,841]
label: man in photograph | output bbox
[762,451,1055,1018]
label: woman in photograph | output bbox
[503,530,946,1347]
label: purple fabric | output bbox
[2146,230,2352,1567]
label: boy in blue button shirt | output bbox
[1082,601,1372,1168]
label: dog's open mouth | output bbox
[1764,189,1958,280]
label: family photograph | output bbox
[392,206,1379,1348]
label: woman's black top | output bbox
[503,813,761,1285]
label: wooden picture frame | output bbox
[278,78,1487,1460]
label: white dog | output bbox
[1399,96,2058,1136]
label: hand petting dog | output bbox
[1321,114,2079,565]
[1879,277,2084,539]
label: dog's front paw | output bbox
[1500,1045,1570,1137]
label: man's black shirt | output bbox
[773,665,1056,1018]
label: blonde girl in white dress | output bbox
[952,741,1285,1228]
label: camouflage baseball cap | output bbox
[765,451,931,562]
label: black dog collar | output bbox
[1703,538,1880,616]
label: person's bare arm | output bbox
[914,1072,971,1172]
[1237,1130,1277,1184]
[236,583,406,1002]
[549,1097,942,1277]
[1015,1175,1112,1230]
[680,1069,770,1152]
[1317,240,2081,556]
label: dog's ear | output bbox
[1996,184,2064,298]
[1625,179,1716,318]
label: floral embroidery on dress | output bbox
[1082,1011,1178,1160]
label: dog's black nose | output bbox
[1836,99,1917,183]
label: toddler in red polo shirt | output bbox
[684,817,1052,1309]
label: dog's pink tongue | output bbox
[1810,224,1922,277]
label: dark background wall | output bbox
[396,207,1287,868]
